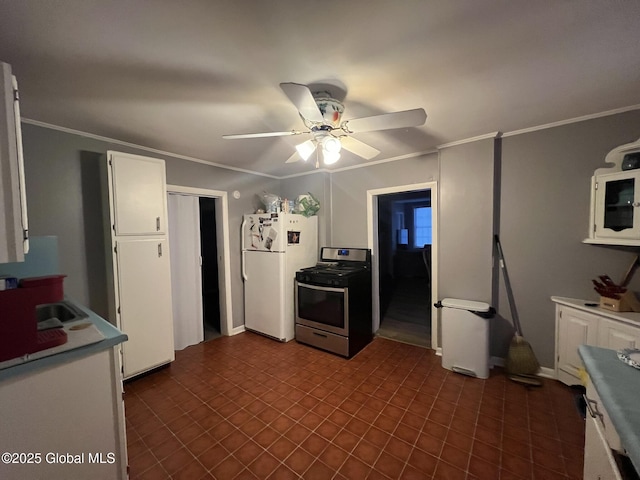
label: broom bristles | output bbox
[506,334,540,376]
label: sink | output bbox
[35,301,88,323]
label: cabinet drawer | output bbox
[586,380,623,453]
[598,318,640,350]
[296,324,349,357]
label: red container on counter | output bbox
[0,274,68,363]
[0,288,38,362]
[19,274,66,304]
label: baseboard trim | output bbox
[230,326,246,336]
[490,356,504,368]
[538,366,556,379]
[438,353,557,381]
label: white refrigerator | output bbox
[242,213,318,341]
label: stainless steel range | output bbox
[294,247,372,358]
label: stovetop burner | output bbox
[296,247,371,287]
[300,264,365,276]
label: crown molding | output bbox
[502,104,640,138]
[21,118,279,179]
[436,132,502,150]
[23,102,640,180]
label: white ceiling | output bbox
[1,1,639,178]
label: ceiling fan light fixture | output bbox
[321,135,341,154]
[295,139,316,161]
[323,149,341,165]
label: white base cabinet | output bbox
[553,296,640,385]
[583,372,625,480]
[597,317,640,351]
[556,305,599,385]
[0,348,127,480]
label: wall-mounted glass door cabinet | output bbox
[585,137,640,246]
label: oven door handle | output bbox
[297,282,346,293]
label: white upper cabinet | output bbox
[108,151,167,236]
[0,61,28,263]
[585,137,640,246]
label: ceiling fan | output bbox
[223,82,427,167]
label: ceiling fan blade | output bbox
[343,108,427,134]
[280,83,324,123]
[340,136,380,160]
[223,130,306,139]
[285,151,301,163]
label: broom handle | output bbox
[495,235,523,336]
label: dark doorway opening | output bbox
[200,197,221,341]
[377,190,432,348]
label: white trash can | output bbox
[437,298,494,379]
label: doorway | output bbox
[377,190,432,347]
[367,182,438,349]
[166,185,233,350]
[199,197,221,341]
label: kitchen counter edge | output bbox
[578,344,640,475]
[0,300,127,382]
[551,296,640,327]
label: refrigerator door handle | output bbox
[241,217,247,251]
[242,250,248,281]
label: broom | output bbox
[494,235,542,386]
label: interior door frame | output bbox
[166,184,233,337]
[367,181,439,349]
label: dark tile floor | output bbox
[124,332,584,479]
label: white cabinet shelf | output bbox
[552,296,640,385]
[585,137,640,246]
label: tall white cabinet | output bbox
[0,61,28,263]
[104,151,174,379]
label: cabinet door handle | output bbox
[583,394,602,419]
[158,243,163,257]
[156,217,161,231]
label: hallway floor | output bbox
[124,333,584,480]
[378,277,431,348]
